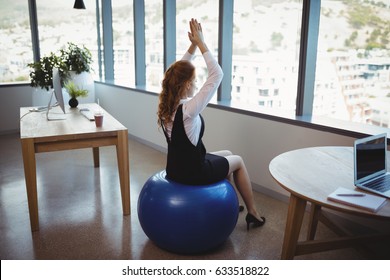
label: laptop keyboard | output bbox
[365,174,390,192]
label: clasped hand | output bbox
[188,18,205,47]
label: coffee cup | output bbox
[94,113,103,127]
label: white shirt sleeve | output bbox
[182,51,194,61]
[182,51,223,145]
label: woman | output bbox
[157,18,265,230]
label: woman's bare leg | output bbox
[225,155,261,220]
[210,150,262,219]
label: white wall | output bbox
[94,83,354,198]
[0,85,32,134]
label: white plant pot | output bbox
[32,88,51,107]
[68,71,95,104]
[31,71,94,108]
[32,87,70,108]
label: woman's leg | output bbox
[210,150,262,220]
[225,155,261,220]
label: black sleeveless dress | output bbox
[162,104,229,185]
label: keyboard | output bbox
[79,108,95,121]
[364,174,390,193]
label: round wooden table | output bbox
[269,146,390,259]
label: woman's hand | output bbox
[188,18,208,54]
[188,18,204,45]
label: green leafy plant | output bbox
[27,52,68,91]
[64,81,88,99]
[60,42,92,74]
[28,42,92,91]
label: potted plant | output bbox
[60,42,92,74]
[64,80,88,108]
[28,42,93,106]
[60,42,94,103]
[27,52,68,91]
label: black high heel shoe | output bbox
[245,213,266,231]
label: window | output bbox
[36,0,99,79]
[259,89,269,97]
[145,0,163,90]
[3,0,389,133]
[112,0,135,85]
[313,0,390,128]
[232,0,303,115]
[0,0,33,83]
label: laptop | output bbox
[354,133,390,198]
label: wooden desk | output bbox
[20,103,130,231]
[269,146,390,259]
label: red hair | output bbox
[157,60,195,127]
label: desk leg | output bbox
[116,130,130,215]
[281,194,307,259]
[93,147,100,167]
[307,204,321,241]
[21,138,39,231]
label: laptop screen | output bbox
[356,135,386,181]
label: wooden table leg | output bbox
[307,204,321,240]
[116,130,130,215]
[21,138,39,231]
[93,147,100,167]
[281,194,307,259]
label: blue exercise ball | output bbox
[137,170,239,254]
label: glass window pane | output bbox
[0,0,33,83]
[232,1,302,115]
[176,0,219,100]
[145,0,164,90]
[36,0,99,79]
[112,0,135,86]
[313,0,390,128]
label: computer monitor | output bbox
[46,67,66,120]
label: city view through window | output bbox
[314,0,390,128]
[231,0,302,116]
[0,0,389,128]
[0,0,33,83]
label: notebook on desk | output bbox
[328,187,387,212]
[354,133,390,198]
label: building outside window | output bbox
[0,0,33,83]
[231,0,302,115]
[313,0,390,128]
[145,0,163,90]
[112,0,135,86]
[36,0,99,79]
